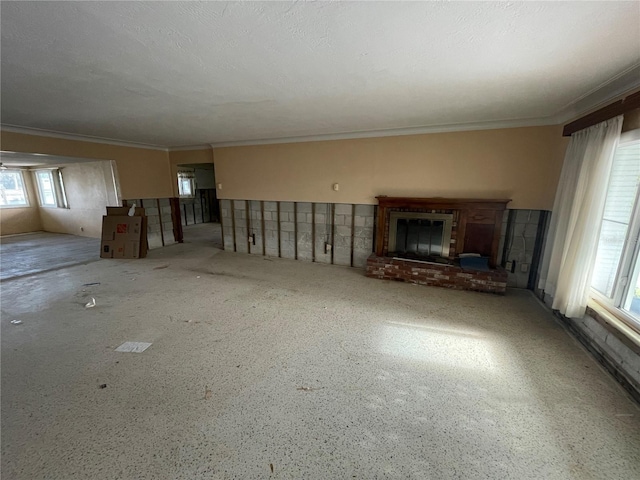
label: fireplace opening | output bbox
[388,212,453,261]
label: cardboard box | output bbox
[100,209,147,259]
[101,215,142,240]
[106,206,146,217]
[104,207,149,257]
[101,240,140,259]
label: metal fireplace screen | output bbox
[388,212,453,259]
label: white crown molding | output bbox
[553,63,640,124]
[0,124,169,151]
[167,144,213,152]
[208,117,558,148]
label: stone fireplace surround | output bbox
[366,196,510,294]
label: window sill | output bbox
[586,298,640,354]
[0,204,31,209]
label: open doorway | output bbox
[0,151,119,278]
[177,163,222,248]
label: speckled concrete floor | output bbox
[182,222,223,248]
[0,232,100,281]
[2,242,639,479]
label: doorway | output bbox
[177,163,222,248]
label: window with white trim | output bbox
[34,169,68,208]
[591,129,640,326]
[177,170,196,198]
[0,169,29,207]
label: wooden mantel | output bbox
[375,196,511,268]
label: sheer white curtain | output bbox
[538,116,623,318]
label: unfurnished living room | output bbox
[1,1,640,479]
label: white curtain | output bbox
[538,116,623,318]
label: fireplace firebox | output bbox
[389,212,453,260]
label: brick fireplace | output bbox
[366,196,510,294]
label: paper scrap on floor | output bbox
[115,341,152,353]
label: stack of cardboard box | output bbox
[100,206,148,259]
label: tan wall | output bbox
[0,170,42,235]
[194,167,216,190]
[622,109,640,132]
[169,148,214,197]
[39,161,118,238]
[1,131,173,199]
[213,125,568,210]
[2,126,568,211]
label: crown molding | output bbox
[167,144,213,152]
[0,124,169,151]
[0,117,562,152]
[553,63,640,124]
[208,116,560,148]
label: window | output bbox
[177,170,196,198]
[34,169,68,208]
[591,130,640,326]
[0,169,29,207]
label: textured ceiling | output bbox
[1,1,639,147]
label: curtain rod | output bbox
[563,90,640,136]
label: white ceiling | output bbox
[1,1,639,148]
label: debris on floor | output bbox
[204,386,212,400]
[10,320,23,325]
[85,297,96,308]
[99,384,107,389]
[153,265,169,270]
[83,282,101,286]
[270,463,274,473]
[296,386,321,392]
[114,341,152,353]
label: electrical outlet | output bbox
[505,261,512,271]
[249,234,256,245]
[520,263,529,273]
[324,242,332,253]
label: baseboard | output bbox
[554,309,640,404]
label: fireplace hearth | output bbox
[367,196,510,294]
